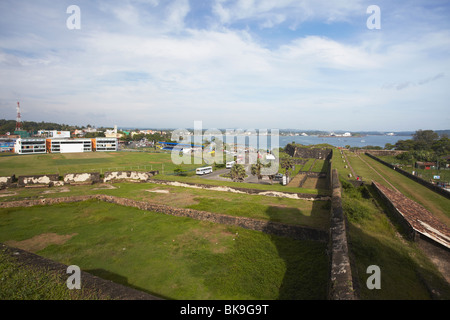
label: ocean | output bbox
[219,134,413,150]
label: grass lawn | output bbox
[0,200,329,300]
[0,151,199,176]
[0,181,330,230]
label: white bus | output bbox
[226,161,236,169]
[196,166,213,175]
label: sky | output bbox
[0,0,449,132]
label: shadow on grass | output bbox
[346,224,450,300]
[263,199,330,300]
[85,268,170,300]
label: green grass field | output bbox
[0,181,330,230]
[0,150,195,176]
[0,200,329,300]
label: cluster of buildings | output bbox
[13,136,118,155]
[13,134,118,155]
[11,129,118,155]
[0,129,118,155]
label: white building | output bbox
[48,139,93,153]
[95,138,118,152]
[14,139,47,154]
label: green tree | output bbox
[280,157,294,177]
[384,143,394,150]
[230,164,246,182]
[251,159,263,182]
[413,129,439,150]
[394,139,416,151]
[431,136,450,156]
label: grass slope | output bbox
[0,200,329,300]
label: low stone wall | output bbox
[371,182,416,240]
[354,149,405,156]
[0,194,328,243]
[0,175,14,188]
[371,181,450,251]
[64,172,101,185]
[328,169,356,300]
[103,171,159,183]
[147,179,329,201]
[17,174,60,187]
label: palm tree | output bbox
[280,157,294,177]
[230,164,246,182]
[251,159,263,182]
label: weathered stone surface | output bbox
[284,144,332,160]
[64,172,100,185]
[103,171,159,183]
[328,169,356,300]
[17,174,60,187]
[0,175,14,188]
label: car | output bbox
[274,173,283,180]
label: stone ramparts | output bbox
[328,169,356,300]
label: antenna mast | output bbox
[15,101,22,131]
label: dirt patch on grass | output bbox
[0,191,17,197]
[92,184,117,190]
[42,187,71,194]
[144,191,199,207]
[146,189,170,194]
[176,226,235,254]
[5,233,78,253]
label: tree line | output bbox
[389,130,450,162]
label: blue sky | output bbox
[0,0,449,131]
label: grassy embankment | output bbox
[332,149,450,299]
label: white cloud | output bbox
[212,0,366,28]
[0,0,449,130]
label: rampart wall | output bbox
[327,168,356,300]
